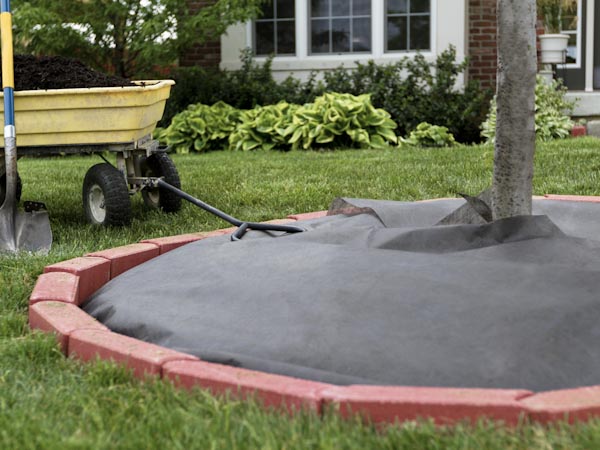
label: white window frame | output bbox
[244,0,438,66]
[563,0,583,69]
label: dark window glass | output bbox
[277,20,296,54]
[311,19,330,53]
[261,1,274,19]
[310,0,371,54]
[410,16,430,50]
[311,0,330,17]
[255,0,296,56]
[387,16,407,51]
[386,0,430,52]
[332,0,350,16]
[353,18,371,52]
[353,0,371,15]
[331,19,351,52]
[256,22,275,55]
[387,0,408,14]
[411,0,430,13]
[277,0,295,18]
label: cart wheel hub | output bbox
[88,184,106,223]
[145,187,160,205]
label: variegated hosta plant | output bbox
[229,102,299,151]
[159,92,398,153]
[159,101,241,153]
[283,93,398,150]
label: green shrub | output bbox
[161,47,489,143]
[321,47,491,143]
[159,66,226,127]
[229,102,299,151]
[400,122,457,148]
[160,50,287,127]
[159,101,241,153]
[481,76,575,143]
[282,93,398,150]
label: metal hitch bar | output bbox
[155,179,306,241]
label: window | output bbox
[309,0,372,54]
[560,0,581,65]
[254,0,296,56]
[248,0,442,61]
[386,0,431,52]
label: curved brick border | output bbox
[28,199,600,425]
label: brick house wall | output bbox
[467,0,498,91]
[180,0,221,68]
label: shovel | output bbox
[0,1,51,253]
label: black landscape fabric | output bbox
[83,198,600,391]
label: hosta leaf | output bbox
[376,127,398,143]
[242,139,260,151]
[289,128,304,144]
[370,134,386,149]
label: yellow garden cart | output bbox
[0,80,180,227]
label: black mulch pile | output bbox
[0,55,134,90]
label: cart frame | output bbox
[0,135,181,226]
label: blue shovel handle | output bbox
[1,0,15,135]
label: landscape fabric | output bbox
[84,198,600,390]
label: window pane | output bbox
[411,0,430,14]
[566,33,577,63]
[387,0,408,14]
[311,0,329,17]
[255,22,275,55]
[260,1,274,19]
[311,19,330,53]
[387,16,407,51]
[353,0,370,15]
[410,15,430,50]
[277,20,296,54]
[277,0,295,19]
[332,0,350,16]
[353,17,371,51]
[331,18,351,52]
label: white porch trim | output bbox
[585,0,595,91]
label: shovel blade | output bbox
[0,206,52,254]
[15,209,52,253]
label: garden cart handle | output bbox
[155,179,306,241]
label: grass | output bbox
[2,138,600,449]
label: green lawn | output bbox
[2,139,600,449]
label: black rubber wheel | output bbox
[140,153,182,213]
[82,163,131,226]
[0,172,22,205]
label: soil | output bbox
[1,55,134,91]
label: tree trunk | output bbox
[492,0,538,220]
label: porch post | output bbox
[585,0,594,91]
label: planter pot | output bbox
[539,34,570,64]
[538,69,554,84]
[571,124,587,137]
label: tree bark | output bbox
[493,0,538,220]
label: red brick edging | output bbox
[28,200,600,425]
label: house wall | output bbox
[180,0,497,89]
[219,0,468,83]
[467,0,497,91]
[180,0,221,68]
